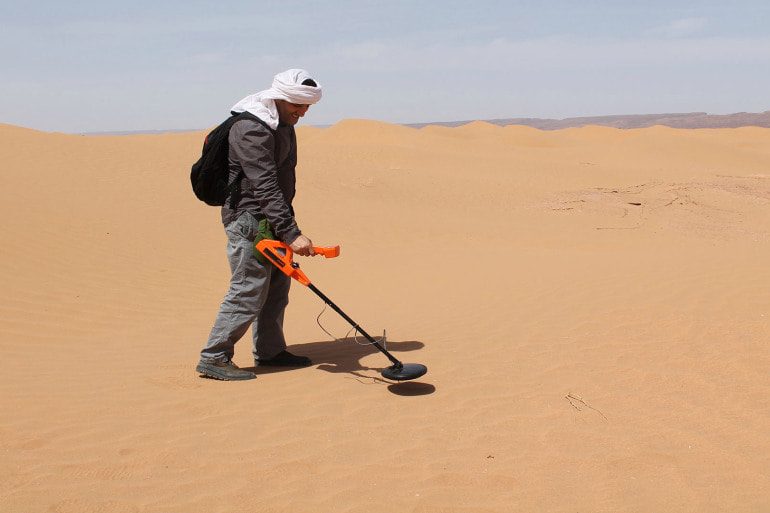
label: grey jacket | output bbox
[221,118,302,244]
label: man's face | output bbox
[275,100,310,126]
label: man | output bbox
[196,69,322,381]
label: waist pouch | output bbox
[253,218,276,265]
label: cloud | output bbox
[646,17,710,38]
[303,33,770,75]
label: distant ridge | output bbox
[408,110,770,130]
[76,109,770,135]
[83,128,200,136]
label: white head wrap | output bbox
[230,69,323,129]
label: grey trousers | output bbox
[199,212,291,364]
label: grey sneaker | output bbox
[196,360,256,381]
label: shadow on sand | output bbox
[246,337,435,395]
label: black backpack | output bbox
[190,111,270,206]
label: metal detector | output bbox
[255,239,427,381]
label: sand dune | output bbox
[1,120,768,512]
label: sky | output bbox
[1,0,769,132]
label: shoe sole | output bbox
[196,363,256,381]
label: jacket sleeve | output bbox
[228,120,302,244]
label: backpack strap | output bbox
[225,111,275,210]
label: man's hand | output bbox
[290,234,315,256]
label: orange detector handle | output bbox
[255,239,340,286]
[313,245,340,258]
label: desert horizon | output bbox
[5,107,770,137]
[1,118,768,512]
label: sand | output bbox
[1,120,768,512]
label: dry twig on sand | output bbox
[565,393,608,421]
